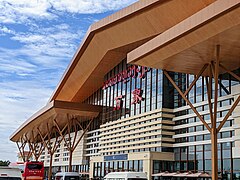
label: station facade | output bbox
[39,59,240,179]
[10,0,240,180]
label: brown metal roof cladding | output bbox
[10,100,102,142]
[128,0,240,76]
[49,0,216,103]
[10,0,218,143]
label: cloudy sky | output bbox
[0,0,137,162]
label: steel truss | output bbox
[163,45,240,180]
[16,115,95,179]
[16,137,32,162]
[54,115,94,172]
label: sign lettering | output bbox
[104,154,128,161]
[131,88,144,104]
[114,95,124,111]
[103,65,149,89]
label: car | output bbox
[104,172,147,180]
[0,167,22,180]
[54,172,80,180]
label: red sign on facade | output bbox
[102,65,149,89]
[131,89,143,104]
[113,88,143,110]
[114,95,124,111]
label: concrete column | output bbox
[89,159,94,179]
[142,154,152,180]
[232,85,240,158]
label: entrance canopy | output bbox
[128,0,240,76]
[10,100,102,143]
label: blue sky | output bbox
[0,0,137,162]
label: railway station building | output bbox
[10,0,240,179]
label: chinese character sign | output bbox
[114,95,124,110]
[102,65,150,89]
[131,89,144,104]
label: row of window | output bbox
[153,158,240,175]
[101,129,173,144]
[174,73,239,108]
[101,123,173,139]
[93,160,143,178]
[175,131,234,143]
[101,134,173,147]
[101,141,163,151]
[87,131,100,138]
[175,99,232,118]
[175,120,234,134]
[175,110,231,125]
[101,112,165,130]
[87,144,99,149]
[102,147,173,156]
[86,149,99,155]
[174,142,237,172]
[86,137,99,143]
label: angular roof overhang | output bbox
[49,0,216,103]
[128,0,240,76]
[10,100,102,143]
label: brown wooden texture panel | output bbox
[50,0,215,102]
[10,100,102,142]
[128,0,240,76]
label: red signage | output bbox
[131,89,143,104]
[114,95,124,111]
[103,65,149,89]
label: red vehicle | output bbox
[21,161,44,180]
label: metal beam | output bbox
[205,75,214,125]
[16,141,26,162]
[73,118,94,151]
[183,64,208,96]
[217,95,240,132]
[54,119,69,150]
[220,64,240,81]
[163,70,211,132]
[211,45,221,180]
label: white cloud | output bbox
[49,0,138,14]
[0,0,138,24]
[0,22,84,161]
[0,25,15,34]
[0,0,53,23]
[0,0,138,163]
[0,59,36,75]
[0,23,83,72]
[0,78,54,161]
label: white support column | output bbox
[232,85,240,158]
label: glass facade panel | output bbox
[85,60,239,178]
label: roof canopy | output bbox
[10,100,102,143]
[49,0,216,102]
[128,0,240,76]
[10,0,221,144]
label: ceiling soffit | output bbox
[10,100,102,142]
[127,0,240,76]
